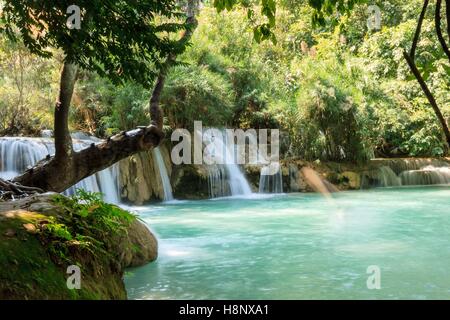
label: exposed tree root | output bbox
[0,178,44,201]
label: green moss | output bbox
[0,211,70,299]
[0,191,140,300]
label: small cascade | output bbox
[400,165,450,185]
[152,147,174,201]
[207,165,228,198]
[363,159,450,188]
[244,130,282,194]
[224,161,253,195]
[202,129,252,197]
[0,137,121,203]
[96,165,121,204]
[259,162,283,193]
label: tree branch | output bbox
[9,1,200,193]
[403,52,450,145]
[446,0,450,43]
[149,0,199,133]
[411,0,429,58]
[403,0,450,147]
[436,0,450,61]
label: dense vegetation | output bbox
[0,0,449,161]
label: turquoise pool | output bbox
[125,187,450,299]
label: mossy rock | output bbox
[0,194,157,300]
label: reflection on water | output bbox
[125,187,450,299]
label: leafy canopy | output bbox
[0,0,279,86]
[0,0,188,86]
[308,0,367,25]
[213,0,277,42]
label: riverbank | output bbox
[171,157,450,199]
[0,193,157,299]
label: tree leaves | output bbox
[1,0,187,87]
[213,0,277,43]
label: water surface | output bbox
[125,187,450,299]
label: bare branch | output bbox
[403,51,450,145]
[436,0,450,61]
[410,0,429,58]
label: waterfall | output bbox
[207,165,228,198]
[362,159,450,188]
[259,162,283,193]
[152,147,174,201]
[244,130,283,194]
[202,129,252,197]
[0,137,121,203]
[399,165,450,185]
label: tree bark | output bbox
[54,62,78,161]
[403,0,450,147]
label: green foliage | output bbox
[0,37,56,134]
[45,222,73,241]
[357,2,449,156]
[308,0,367,26]
[291,52,377,162]
[213,0,277,43]
[1,0,448,159]
[42,190,136,265]
[72,74,150,136]
[1,0,187,87]
[161,64,234,129]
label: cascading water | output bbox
[259,162,283,193]
[0,137,121,203]
[400,165,450,185]
[152,147,174,201]
[0,138,49,180]
[362,159,450,188]
[245,131,283,194]
[202,129,252,197]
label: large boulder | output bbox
[0,194,157,299]
[338,171,361,189]
[116,219,158,268]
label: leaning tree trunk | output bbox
[13,59,164,192]
[12,1,199,193]
[403,0,450,147]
